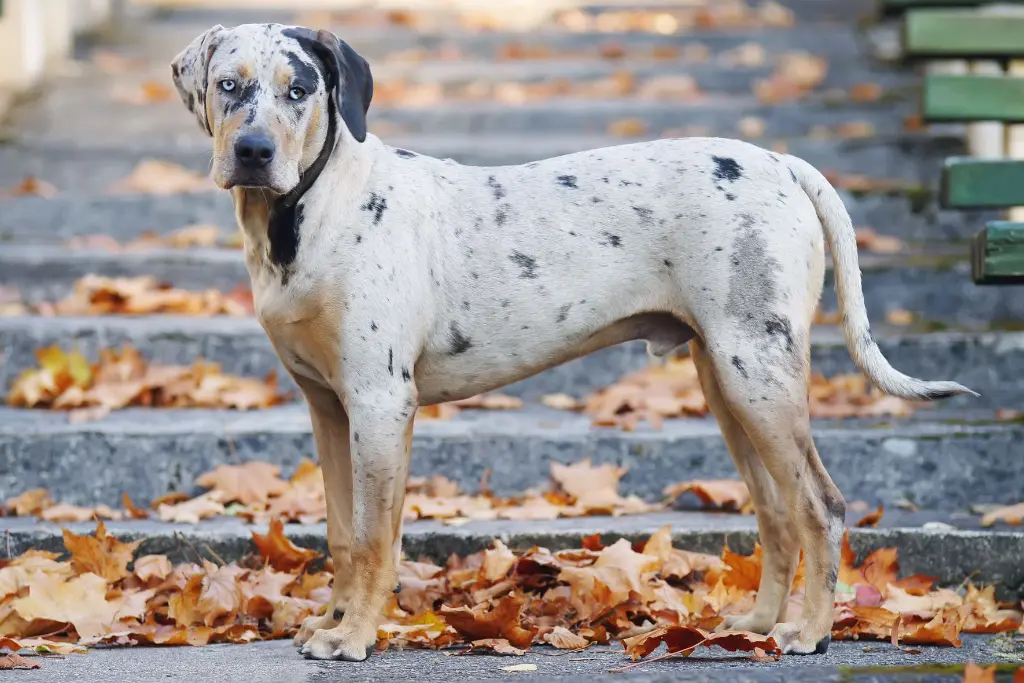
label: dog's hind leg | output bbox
[691,339,800,634]
[292,376,354,648]
[698,329,844,655]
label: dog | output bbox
[171,23,975,661]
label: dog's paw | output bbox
[294,612,341,648]
[715,612,776,635]
[300,626,375,662]
[767,622,831,655]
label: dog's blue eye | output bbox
[220,79,236,93]
[289,87,306,101]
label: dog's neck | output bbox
[231,104,371,284]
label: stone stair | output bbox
[0,0,1021,597]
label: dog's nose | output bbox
[234,134,275,169]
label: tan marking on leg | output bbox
[291,376,352,648]
[692,340,799,635]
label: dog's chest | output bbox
[252,276,342,387]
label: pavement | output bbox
[12,636,1024,683]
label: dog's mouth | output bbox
[220,172,290,195]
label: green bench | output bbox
[886,0,1024,283]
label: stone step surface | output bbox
[6,246,1023,329]
[0,404,1018,510]
[0,179,992,244]
[5,512,1023,595]
[0,317,1017,405]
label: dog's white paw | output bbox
[715,612,777,635]
[294,612,340,648]
[299,626,374,662]
[767,622,830,655]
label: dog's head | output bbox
[171,23,373,194]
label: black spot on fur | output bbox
[448,322,472,355]
[354,432,360,442]
[486,175,506,200]
[789,167,799,183]
[355,235,362,244]
[663,259,673,268]
[370,321,378,332]
[591,196,603,203]
[556,304,572,323]
[284,50,322,92]
[601,232,622,248]
[495,205,508,226]
[725,193,736,201]
[764,314,795,352]
[731,356,748,379]
[557,175,578,188]
[509,251,538,278]
[387,347,394,376]
[224,80,261,117]
[632,206,654,224]
[361,193,387,225]
[394,148,417,158]
[711,156,743,183]
[401,367,411,382]
[825,567,839,591]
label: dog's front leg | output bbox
[292,375,353,648]
[300,390,414,662]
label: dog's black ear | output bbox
[170,25,226,136]
[290,29,373,143]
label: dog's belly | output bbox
[413,310,696,405]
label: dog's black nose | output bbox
[235,134,275,169]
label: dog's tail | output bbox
[786,155,978,401]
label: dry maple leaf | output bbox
[855,505,884,528]
[251,518,321,572]
[664,479,751,512]
[134,555,173,583]
[440,594,535,649]
[981,502,1024,527]
[62,521,141,583]
[42,503,122,523]
[198,564,247,627]
[543,626,590,650]
[623,625,780,661]
[460,638,526,656]
[11,572,121,641]
[0,653,40,670]
[4,489,52,516]
[197,462,290,506]
[109,160,214,195]
[157,493,225,524]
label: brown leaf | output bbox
[108,160,214,195]
[543,626,590,650]
[62,521,141,582]
[134,555,173,583]
[251,518,321,572]
[482,540,517,583]
[4,489,52,516]
[855,505,884,528]
[461,638,526,656]
[0,653,40,669]
[624,625,780,661]
[963,662,996,683]
[0,176,57,198]
[197,462,290,506]
[981,502,1024,527]
[122,493,149,520]
[440,594,535,649]
[664,479,751,512]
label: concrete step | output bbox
[5,246,1023,330]
[0,314,1019,405]
[0,133,960,196]
[0,178,993,245]
[4,512,1022,598]
[0,403,1019,510]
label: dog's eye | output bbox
[220,79,236,93]
[288,87,306,101]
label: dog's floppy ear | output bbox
[170,25,226,136]
[289,29,373,143]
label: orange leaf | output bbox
[963,661,996,683]
[62,521,141,582]
[250,518,321,572]
[0,653,40,670]
[624,625,780,661]
[440,594,535,649]
[855,505,884,528]
[122,493,149,519]
[196,462,290,506]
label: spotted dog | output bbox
[171,23,976,661]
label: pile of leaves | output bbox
[2,460,669,527]
[0,523,1018,663]
[541,356,919,430]
[6,345,288,417]
[16,276,255,318]
[553,2,794,34]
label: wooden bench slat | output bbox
[923,74,1024,122]
[972,222,1024,284]
[941,158,1024,209]
[903,9,1024,58]
[884,0,1024,14]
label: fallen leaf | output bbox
[981,502,1024,527]
[134,555,173,583]
[109,160,214,195]
[251,518,321,572]
[963,662,996,683]
[0,176,57,198]
[4,489,52,516]
[11,572,121,640]
[197,463,290,506]
[0,653,40,669]
[462,638,526,656]
[62,521,141,582]
[607,118,647,137]
[664,480,751,512]
[624,625,780,661]
[543,626,590,650]
[501,664,537,672]
[440,594,535,649]
[855,505,884,528]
